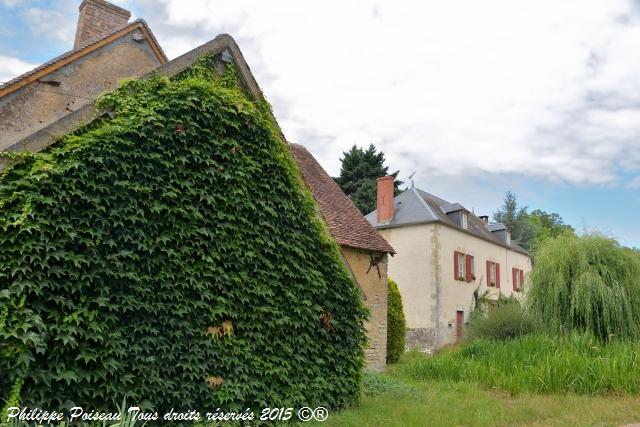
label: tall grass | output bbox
[397,333,640,395]
[528,233,640,341]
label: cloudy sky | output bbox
[1,0,639,247]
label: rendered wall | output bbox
[377,224,439,352]
[435,223,532,347]
[379,222,532,351]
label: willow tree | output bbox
[528,233,640,341]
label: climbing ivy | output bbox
[0,56,367,413]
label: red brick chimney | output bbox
[74,0,131,49]
[376,176,395,224]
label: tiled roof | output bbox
[290,143,395,254]
[366,187,528,255]
[0,19,166,95]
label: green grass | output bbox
[397,333,640,395]
[309,375,640,427]
[306,335,640,426]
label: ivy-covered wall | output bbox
[0,59,367,412]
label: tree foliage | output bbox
[386,279,406,364]
[493,191,573,251]
[334,145,402,215]
[0,57,367,412]
[528,233,640,341]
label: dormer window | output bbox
[461,212,468,229]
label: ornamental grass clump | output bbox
[0,57,367,413]
[528,233,640,341]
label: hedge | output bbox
[0,56,367,413]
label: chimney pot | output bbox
[74,0,131,49]
[479,215,489,224]
[376,176,395,224]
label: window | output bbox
[506,231,511,245]
[455,252,476,282]
[454,251,466,281]
[486,261,501,288]
[461,212,469,229]
[512,268,524,291]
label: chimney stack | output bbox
[376,176,395,224]
[479,215,489,224]
[74,0,131,49]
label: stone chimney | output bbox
[74,0,131,49]
[376,176,395,224]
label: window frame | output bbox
[456,252,466,281]
[461,212,469,229]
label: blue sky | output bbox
[1,0,639,248]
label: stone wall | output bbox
[341,246,388,371]
[405,328,438,354]
[0,31,162,151]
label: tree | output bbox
[335,144,402,214]
[528,233,640,341]
[493,192,574,251]
[529,209,574,242]
[386,279,406,363]
[493,191,535,250]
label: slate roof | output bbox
[366,187,527,255]
[0,19,166,95]
[290,144,395,254]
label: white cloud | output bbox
[23,7,75,44]
[0,0,22,8]
[0,55,37,83]
[134,0,640,187]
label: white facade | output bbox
[378,222,532,350]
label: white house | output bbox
[367,176,532,351]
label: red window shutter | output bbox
[496,263,501,288]
[520,269,524,290]
[465,255,472,282]
[486,261,491,287]
[454,252,459,280]
[512,268,517,291]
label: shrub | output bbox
[386,279,406,363]
[0,58,367,412]
[398,333,640,395]
[465,299,539,341]
[528,233,640,341]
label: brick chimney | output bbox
[376,176,395,224]
[74,0,131,49]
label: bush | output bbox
[386,279,406,363]
[397,333,640,395]
[528,233,640,341]
[0,59,367,412]
[465,299,539,341]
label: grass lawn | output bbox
[307,346,640,427]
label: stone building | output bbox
[0,0,167,151]
[0,0,394,370]
[367,178,531,351]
